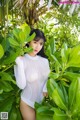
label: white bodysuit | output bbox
[14,54,50,108]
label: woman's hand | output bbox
[43,92,48,97]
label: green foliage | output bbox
[38,9,80,49]
[0,1,80,120]
[0,5,80,119]
[0,44,4,59]
[8,23,35,56]
[36,38,80,120]
[0,23,36,120]
[47,78,80,120]
[35,100,53,120]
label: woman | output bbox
[14,29,50,120]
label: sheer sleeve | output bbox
[43,82,47,92]
[14,57,26,89]
[43,59,50,92]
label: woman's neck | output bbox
[28,52,36,57]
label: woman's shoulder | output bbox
[15,55,25,64]
[38,55,49,64]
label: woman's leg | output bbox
[20,99,36,120]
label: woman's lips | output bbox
[34,50,38,52]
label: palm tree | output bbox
[0,0,80,29]
[13,0,55,27]
[0,0,65,28]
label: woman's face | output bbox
[29,39,44,56]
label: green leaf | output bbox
[69,79,78,109]
[8,37,19,47]
[19,31,26,43]
[9,106,17,120]
[16,108,22,120]
[0,81,13,92]
[50,38,56,54]
[36,114,52,120]
[37,106,51,115]
[0,89,3,94]
[53,112,67,120]
[0,72,16,84]
[0,44,4,59]
[52,107,67,120]
[35,103,53,119]
[72,79,80,115]
[47,79,65,103]
[50,54,61,73]
[23,46,33,53]
[9,24,31,48]
[61,43,69,70]
[71,103,79,117]
[61,43,68,63]
[59,83,68,107]
[63,72,80,82]
[76,79,80,106]
[0,91,14,101]
[21,24,31,38]
[3,50,19,64]
[47,79,55,97]
[13,28,21,41]
[36,107,53,120]
[52,89,67,111]
[0,96,14,112]
[49,72,59,80]
[26,32,36,43]
[67,45,80,68]
[51,54,60,65]
[45,44,52,57]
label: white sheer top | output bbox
[14,54,50,108]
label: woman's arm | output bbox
[14,56,26,89]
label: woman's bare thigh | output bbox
[20,99,36,120]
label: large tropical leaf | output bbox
[52,107,67,120]
[9,105,17,120]
[0,81,13,92]
[69,79,78,109]
[0,95,15,112]
[52,89,67,111]
[0,44,4,59]
[67,45,80,68]
[63,72,80,82]
[47,79,66,104]
[0,72,16,84]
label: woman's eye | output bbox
[33,41,37,43]
[40,43,43,46]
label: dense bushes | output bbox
[36,41,80,120]
[0,24,80,120]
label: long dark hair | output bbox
[27,29,47,58]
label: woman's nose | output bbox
[36,43,40,49]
